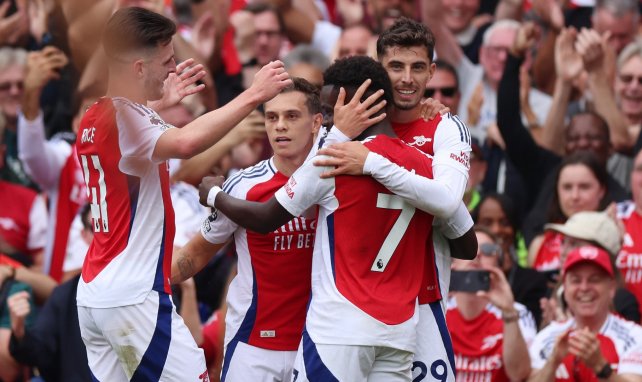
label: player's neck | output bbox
[455,293,486,320]
[354,120,395,141]
[106,76,147,105]
[273,153,307,177]
[391,105,422,124]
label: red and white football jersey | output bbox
[275,134,434,352]
[447,298,537,382]
[0,180,47,256]
[76,97,175,308]
[530,314,642,380]
[617,201,642,318]
[202,158,315,351]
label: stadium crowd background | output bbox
[1,0,642,380]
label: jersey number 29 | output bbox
[371,193,416,272]
[80,154,109,233]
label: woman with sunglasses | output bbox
[446,226,536,382]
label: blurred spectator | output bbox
[441,0,493,64]
[530,152,612,270]
[334,24,374,59]
[7,275,90,382]
[425,59,462,113]
[241,3,285,89]
[474,193,549,327]
[0,119,47,269]
[540,210,640,325]
[592,0,640,54]
[0,47,36,188]
[17,46,87,282]
[528,245,642,381]
[61,204,92,281]
[447,226,535,381]
[283,44,330,88]
[617,40,642,131]
[617,149,642,321]
[464,138,487,211]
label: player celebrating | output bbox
[171,78,322,381]
[314,18,473,381]
[75,7,290,381]
[201,56,440,381]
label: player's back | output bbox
[76,97,175,308]
[304,135,434,351]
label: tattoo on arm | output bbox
[176,256,196,283]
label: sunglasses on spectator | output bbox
[424,87,457,98]
[479,243,502,257]
[619,74,642,85]
[0,81,23,92]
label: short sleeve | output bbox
[200,176,247,244]
[433,113,472,176]
[274,159,333,217]
[619,327,642,375]
[114,100,173,164]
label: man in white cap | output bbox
[528,245,642,382]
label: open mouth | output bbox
[275,137,291,144]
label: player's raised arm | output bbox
[153,61,292,161]
[198,177,294,234]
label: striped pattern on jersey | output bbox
[76,97,175,308]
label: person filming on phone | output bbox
[446,226,535,382]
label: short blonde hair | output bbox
[617,38,642,72]
[0,47,27,72]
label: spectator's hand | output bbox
[150,58,206,111]
[551,329,571,366]
[419,98,449,121]
[249,60,292,103]
[569,327,607,372]
[539,296,567,327]
[191,11,216,61]
[224,110,266,146]
[532,0,564,31]
[314,141,370,178]
[476,266,515,312]
[555,28,583,83]
[467,82,483,126]
[486,123,506,150]
[24,46,68,92]
[198,176,225,206]
[332,79,387,139]
[230,10,254,64]
[510,21,539,58]
[28,0,53,44]
[7,291,30,340]
[575,28,609,75]
[0,0,28,45]
[336,0,364,27]
[0,265,15,285]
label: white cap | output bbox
[545,211,622,256]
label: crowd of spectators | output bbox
[1,0,642,380]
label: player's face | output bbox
[476,198,514,252]
[442,0,480,34]
[381,45,435,111]
[425,68,460,112]
[143,43,176,101]
[337,26,372,59]
[479,27,516,85]
[615,56,642,119]
[264,91,320,161]
[557,163,605,219]
[563,262,615,321]
[0,64,25,120]
[253,11,283,65]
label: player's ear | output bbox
[133,59,145,78]
[312,113,323,134]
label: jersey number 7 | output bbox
[371,193,416,272]
[80,154,109,233]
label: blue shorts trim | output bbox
[302,328,339,382]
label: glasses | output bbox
[484,45,510,56]
[0,81,23,92]
[619,74,642,85]
[424,86,457,98]
[479,243,502,257]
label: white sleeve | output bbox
[433,113,472,178]
[200,176,245,244]
[274,158,333,217]
[115,101,170,166]
[172,184,210,248]
[433,202,473,239]
[362,152,467,218]
[63,214,88,272]
[27,194,48,251]
[516,303,538,347]
[17,112,71,191]
[528,331,549,370]
[311,21,342,57]
[322,125,351,147]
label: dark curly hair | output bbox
[323,56,394,106]
[376,17,435,60]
